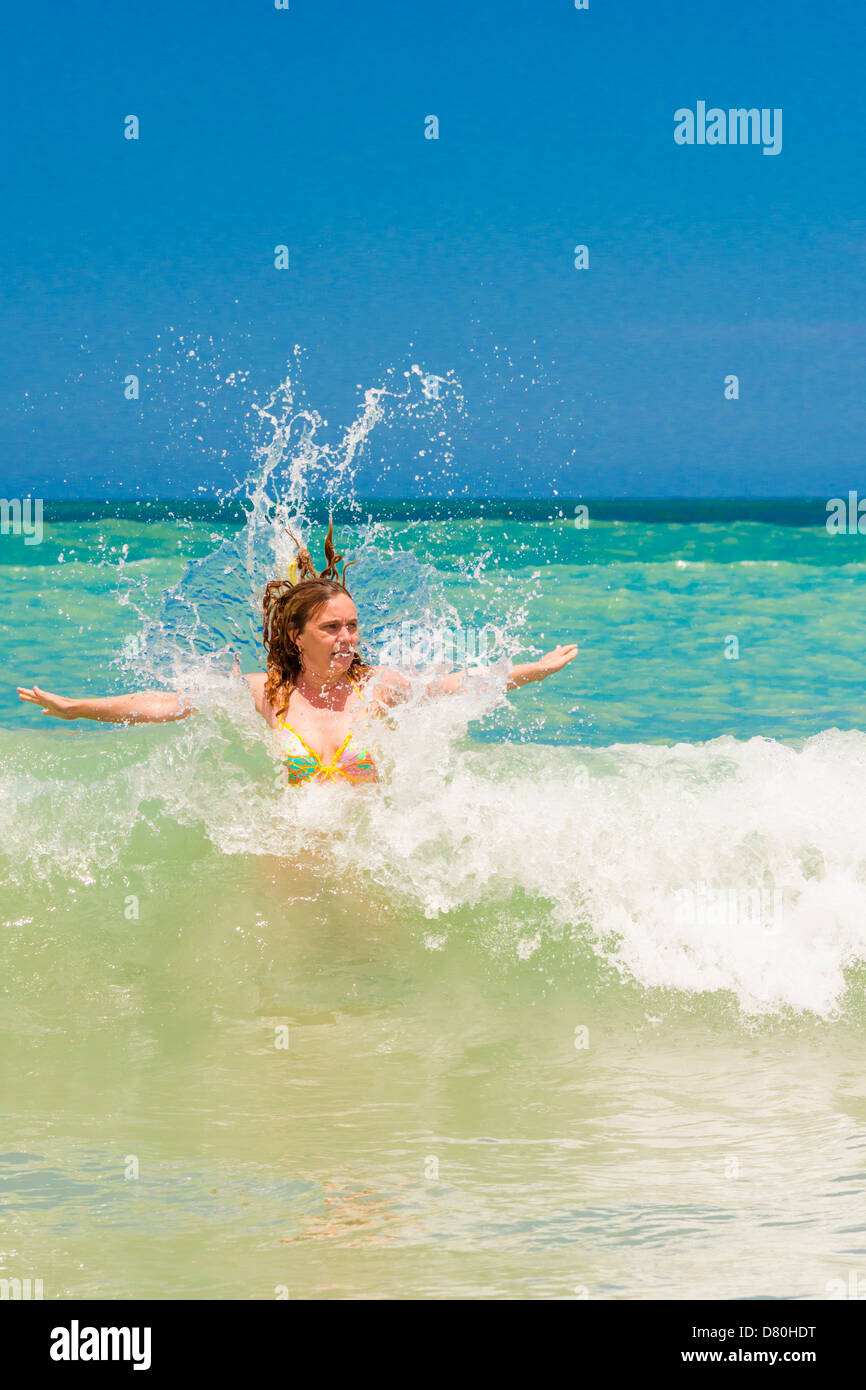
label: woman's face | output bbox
[293,595,359,677]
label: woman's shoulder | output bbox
[355,665,412,708]
[242,671,282,726]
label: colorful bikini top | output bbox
[278,681,378,786]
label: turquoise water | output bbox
[7,503,866,747]
[2,486,866,1298]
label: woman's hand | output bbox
[506,643,579,689]
[17,686,76,718]
[536,644,579,678]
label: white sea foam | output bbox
[4,681,866,1018]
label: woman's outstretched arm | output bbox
[504,644,579,689]
[16,685,195,724]
[371,644,579,705]
[426,644,579,695]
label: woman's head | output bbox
[262,577,372,710]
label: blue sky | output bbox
[1,0,864,498]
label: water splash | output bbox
[113,356,491,692]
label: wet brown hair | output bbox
[262,522,373,714]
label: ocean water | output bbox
[3,410,866,1298]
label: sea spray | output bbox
[6,367,866,1019]
[6,712,866,1016]
[117,358,476,689]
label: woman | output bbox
[17,523,579,786]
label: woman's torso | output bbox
[262,674,379,786]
